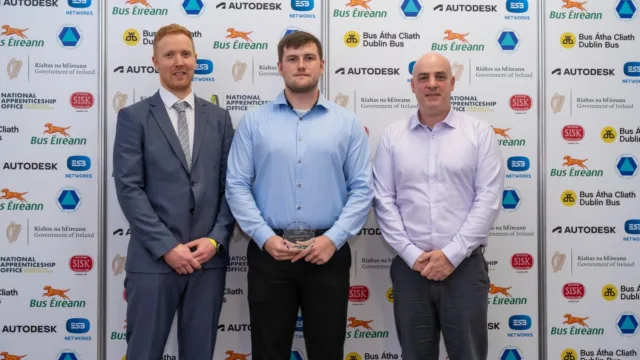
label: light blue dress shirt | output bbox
[373,109,505,269]
[225,90,374,250]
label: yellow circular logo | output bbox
[560,32,576,49]
[560,190,577,207]
[561,348,578,360]
[123,28,140,46]
[344,31,360,48]
[386,287,394,303]
[345,352,362,360]
[602,284,618,301]
[601,126,617,143]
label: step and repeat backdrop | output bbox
[0,0,100,360]
[544,0,640,360]
[0,0,637,359]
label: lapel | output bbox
[148,91,190,173]
[191,96,208,169]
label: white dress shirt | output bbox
[372,109,505,269]
[158,86,195,154]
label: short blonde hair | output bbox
[153,23,195,55]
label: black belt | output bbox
[273,228,329,237]
[471,246,484,255]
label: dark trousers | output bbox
[390,251,489,360]
[247,240,351,360]
[124,268,226,360]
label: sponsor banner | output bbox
[0,0,99,358]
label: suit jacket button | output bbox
[191,181,196,186]
[190,208,194,214]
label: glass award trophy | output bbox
[283,221,315,250]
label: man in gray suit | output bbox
[113,23,235,360]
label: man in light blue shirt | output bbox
[225,31,373,360]
[373,52,505,360]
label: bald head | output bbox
[413,52,452,79]
[410,52,456,121]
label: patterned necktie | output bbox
[172,101,191,171]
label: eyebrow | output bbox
[416,71,448,76]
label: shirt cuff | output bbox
[441,241,465,268]
[252,225,276,250]
[401,243,425,270]
[323,225,350,250]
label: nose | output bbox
[174,54,185,66]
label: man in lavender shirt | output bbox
[372,52,505,360]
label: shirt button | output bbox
[297,206,301,210]
[297,183,301,187]
[298,137,302,141]
[298,159,302,164]
[299,117,302,121]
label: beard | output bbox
[161,73,192,93]
[285,75,319,94]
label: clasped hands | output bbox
[264,235,336,265]
[163,238,217,274]
[412,249,455,281]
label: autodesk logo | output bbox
[433,4,497,12]
[216,2,283,10]
[400,0,423,18]
[182,0,205,16]
[334,67,400,75]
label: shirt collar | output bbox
[159,86,195,110]
[272,90,331,111]
[409,108,458,130]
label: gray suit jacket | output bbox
[113,91,235,273]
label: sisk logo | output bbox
[507,156,530,171]
[68,0,91,7]
[195,59,213,75]
[623,62,640,76]
[67,156,91,171]
[291,0,314,11]
[509,315,532,330]
[66,318,90,333]
[625,219,640,234]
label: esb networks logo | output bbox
[67,0,94,16]
[506,156,531,179]
[290,0,315,18]
[194,59,215,82]
[622,61,640,84]
[505,0,529,20]
[624,219,640,242]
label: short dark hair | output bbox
[277,31,323,62]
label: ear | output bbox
[449,75,455,91]
[277,61,283,76]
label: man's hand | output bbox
[264,236,302,261]
[185,238,217,265]
[411,251,431,272]
[163,244,202,274]
[420,250,455,281]
[290,236,336,265]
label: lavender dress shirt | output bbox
[372,109,505,269]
